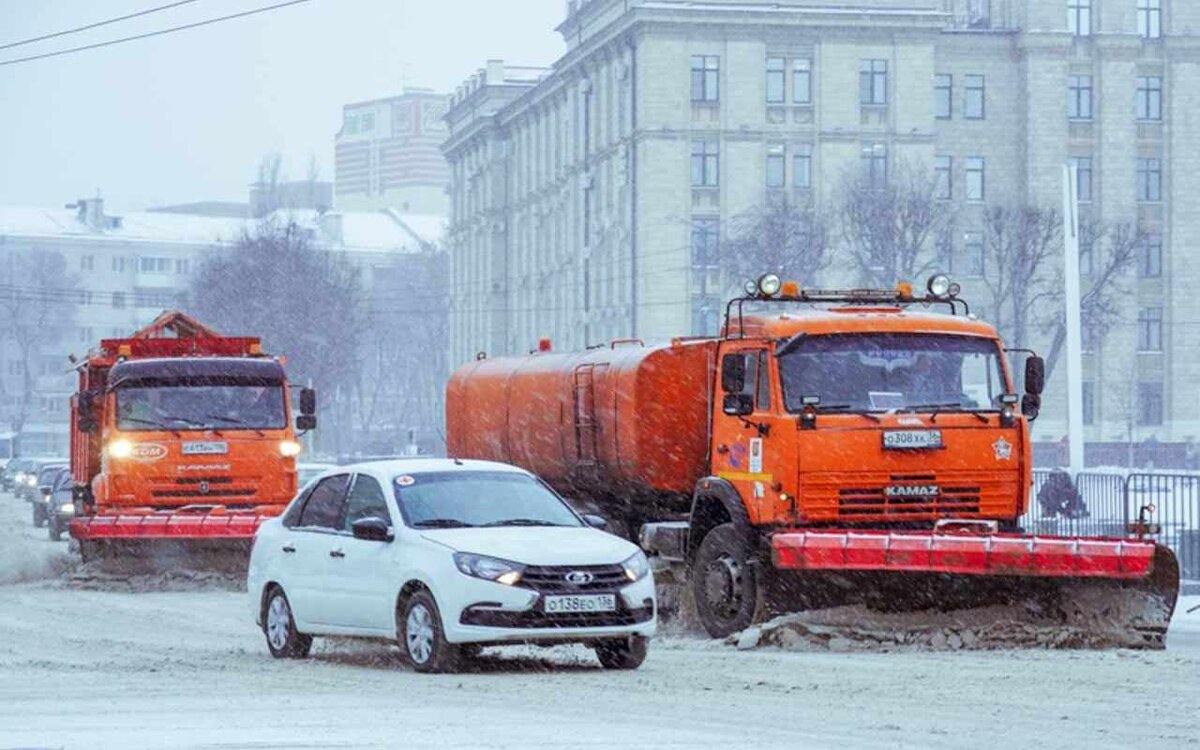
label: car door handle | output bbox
[282,544,296,553]
[329,548,345,559]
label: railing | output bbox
[1025,470,1200,581]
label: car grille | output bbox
[837,474,981,517]
[519,564,630,594]
[459,606,654,629]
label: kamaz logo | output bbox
[885,485,939,497]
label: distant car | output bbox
[3,458,36,493]
[25,461,68,525]
[44,467,76,542]
[248,459,656,673]
[296,462,338,489]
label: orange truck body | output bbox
[447,307,1029,530]
[69,312,301,547]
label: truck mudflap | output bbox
[767,529,1181,649]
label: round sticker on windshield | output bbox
[396,475,416,487]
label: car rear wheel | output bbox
[398,590,460,673]
[264,587,312,659]
[47,516,62,541]
[594,635,648,670]
[31,501,46,528]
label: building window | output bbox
[1070,156,1093,202]
[1138,306,1163,351]
[111,256,127,272]
[965,157,986,202]
[766,144,786,188]
[1068,0,1092,36]
[691,140,719,187]
[1138,382,1164,426]
[691,55,720,102]
[1140,234,1163,277]
[766,57,786,104]
[793,144,813,189]
[935,156,953,200]
[861,143,888,188]
[793,59,812,104]
[691,217,721,337]
[1137,157,1162,202]
[138,256,170,273]
[79,255,94,271]
[934,74,953,119]
[1068,75,1093,119]
[1079,233,1094,276]
[175,259,190,274]
[1137,76,1163,120]
[964,231,984,277]
[1082,381,1095,425]
[78,327,92,343]
[1138,0,1162,39]
[964,75,986,119]
[112,292,126,309]
[691,217,720,268]
[358,112,374,132]
[967,0,991,28]
[859,60,888,105]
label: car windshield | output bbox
[393,471,582,529]
[115,384,286,431]
[777,333,1008,413]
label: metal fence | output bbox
[1025,470,1200,581]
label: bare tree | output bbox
[978,204,1062,348]
[722,195,832,286]
[0,251,77,441]
[838,161,950,286]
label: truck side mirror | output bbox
[295,414,317,432]
[1022,393,1041,421]
[299,387,317,416]
[721,355,746,393]
[723,393,754,417]
[1024,356,1045,396]
[77,392,99,434]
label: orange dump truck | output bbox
[448,277,1179,645]
[69,311,317,565]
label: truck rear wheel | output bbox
[691,523,765,638]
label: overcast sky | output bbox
[0,0,564,210]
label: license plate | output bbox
[182,441,228,455]
[882,430,943,450]
[543,594,617,614]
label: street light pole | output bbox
[1062,163,1085,478]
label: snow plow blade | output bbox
[69,511,271,574]
[770,530,1180,649]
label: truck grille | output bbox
[519,564,630,593]
[149,476,258,500]
[837,474,980,517]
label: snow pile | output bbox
[65,563,245,593]
[0,508,72,585]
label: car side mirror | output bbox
[1022,393,1041,422]
[1024,356,1045,396]
[351,516,393,542]
[582,513,608,530]
[720,354,746,393]
[299,387,317,416]
[723,393,754,417]
[295,414,317,432]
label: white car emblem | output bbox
[993,437,1013,461]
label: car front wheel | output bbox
[594,635,648,670]
[398,590,460,673]
[32,501,47,528]
[263,587,312,659]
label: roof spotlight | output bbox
[757,273,783,298]
[744,279,759,296]
[927,273,953,299]
[947,282,962,297]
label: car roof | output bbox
[333,458,531,480]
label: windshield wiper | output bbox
[119,416,184,435]
[815,405,882,423]
[901,403,988,424]
[205,414,264,436]
[480,518,569,527]
[412,518,476,529]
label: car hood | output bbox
[420,526,638,566]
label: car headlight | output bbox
[24,476,36,486]
[107,439,133,459]
[279,440,302,457]
[621,550,650,582]
[60,503,75,513]
[453,552,524,586]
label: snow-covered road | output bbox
[1,490,1198,750]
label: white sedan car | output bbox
[248,458,656,672]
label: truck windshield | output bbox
[777,333,1007,413]
[115,384,287,431]
[393,471,582,529]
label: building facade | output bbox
[335,88,451,215]
[443,0,1200,464]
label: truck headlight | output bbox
[622,550,650,582]
[107,439,133,459]
[453,552,524,586]
[279,440,302,457]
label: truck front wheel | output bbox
[691,523,764,638]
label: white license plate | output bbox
[882,430,943,450]
[182,441,228,455]
[543,594,617,614]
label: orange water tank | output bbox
[446,339,717,517]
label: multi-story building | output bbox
[443,0,1200,465]
[335,88,451,215]
[0,196,444,456]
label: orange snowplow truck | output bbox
[447,275,1179,645]
[69,311,317,563]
